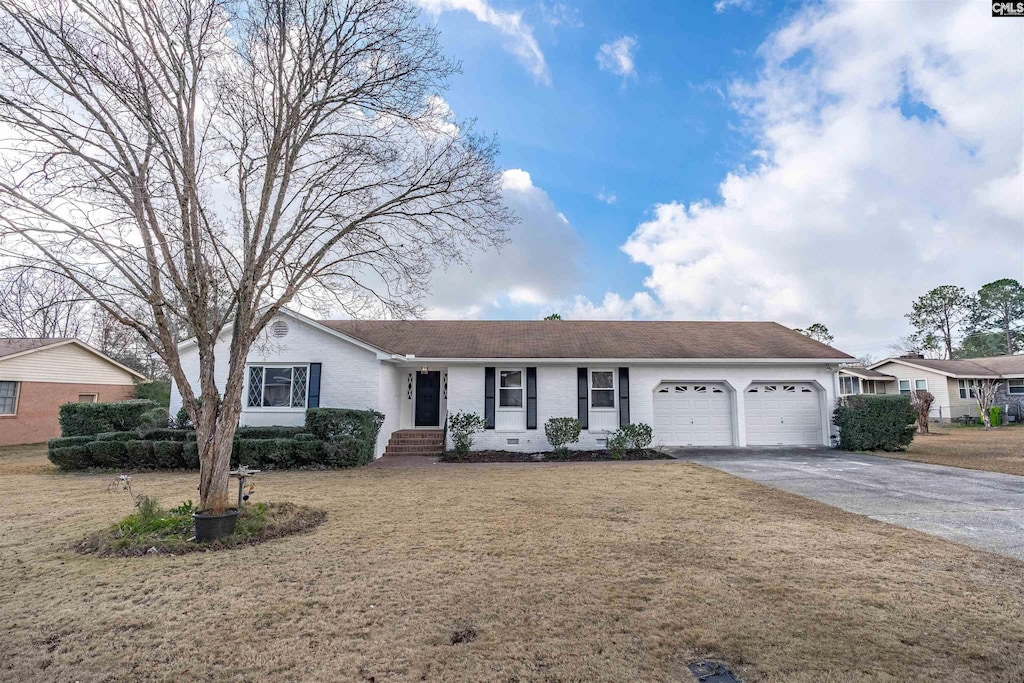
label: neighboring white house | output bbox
[169,309,855,456]
[857,355,1024,422]
[837,366,896,397]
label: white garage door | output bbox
[744,383,823,446]
[653,383,733,446]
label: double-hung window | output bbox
[498,369,524,408]
[898,379,911,396]
[914,379,928,391]
[839,376,859,395]
[0,381,19,415]
[590,369,616,409]
[1009,379,1024,395]
[247,365,308,408]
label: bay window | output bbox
[246,365,308,408]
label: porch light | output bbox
[420,366,429,374]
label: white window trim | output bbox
[958,379,967,399]
[914,378,928,392]
[1008,379,1024,395]
[589,368,617,411]
[497,367,525,411]
[839,375,860,396]
[0,380,20,416]
[898,379,911,394]
[77,393,99,403]
[244,363,309,411]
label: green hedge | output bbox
[59,399,161,436]
[47,408,384,471]
[833,395,917,452]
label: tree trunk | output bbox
[197,403,241,513]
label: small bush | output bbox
[172,405,193,429]
[448,411,486,455]
[606,423,653,459]
[59,399,160,436]
[544,417,582,457]
[833,395,916,451]
[138,407,169,430]
[989,406,1002,427]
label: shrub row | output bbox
[48,408,384,471]
[833,395,916,451]
[59,399,162,436]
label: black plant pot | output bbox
[193,509,239,542]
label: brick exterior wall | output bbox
[0,381,135,446]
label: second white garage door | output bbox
[653,382,734,446]
[744,383,823,446]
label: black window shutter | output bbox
[577,367,589,430]
[308,363,321,408]
[484,366,496,429]
[526,367,538,430]
[618,367,630,427]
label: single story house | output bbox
[839,354,1024,422]
[169,309,854,456]
[0,338,146,446]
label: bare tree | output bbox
[0,0,512,512]
[909,389,934,434]
[973,379,1003,429]
[795,322,834,345]
[0,267,91,338]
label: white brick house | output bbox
[170,309,855,456]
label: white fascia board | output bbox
[394,357,852,365]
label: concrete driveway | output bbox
[675,448,1024,560]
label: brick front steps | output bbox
[383,429,445,457]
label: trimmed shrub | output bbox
[233,438,296,470]
[305,408,384,442]
[322,436,374,468]
[125,440,154,468]
[606,423,654,459]
[94,431,141,442]
[47,435,94,449]
[138,407,169,430]
[447,411,486,456]
[139,428,195,441]
[833,395,916,451]
[151,441,186,469]
[293,438,327,465]
[59,399,160,436]
[134,379,171,406]
[989,406,1002,427]
[48,444,90,470]
[182,442,200,469]
[234,426,307,440]
[86,440,129,468]
[544,417,582,457]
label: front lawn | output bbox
[880,425,1024,476]
[3,444,1024,681]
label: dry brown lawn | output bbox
[881,426,1024,476]
[2,446,1024,682]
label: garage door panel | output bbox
[653,382,733,447]
[744,382,822,446]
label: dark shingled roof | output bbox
[0,338,69,359]
[841,366,896,380]
[970,354,1024,376]
[320,320,854,360]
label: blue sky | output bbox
[415,0,1024,359]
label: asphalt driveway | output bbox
[675,448,1024,560]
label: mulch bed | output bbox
[439,449,670,463]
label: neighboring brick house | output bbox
[0,339,147,446]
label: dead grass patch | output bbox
[2,444,1024,681]
[881,426,1024,476]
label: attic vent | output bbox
[270,320,289,338]
[506,438,519,446]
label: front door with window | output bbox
[415,371,441,426]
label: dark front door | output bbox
[414,371,441,427]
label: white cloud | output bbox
[566,292,659,320]
[612,2,1023,357]
[596,189,617,205]
[415,0,550,84]
[424,169,584,318]
[539,2,582,28]
[714,0,754,13]
[596,36,637,79]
